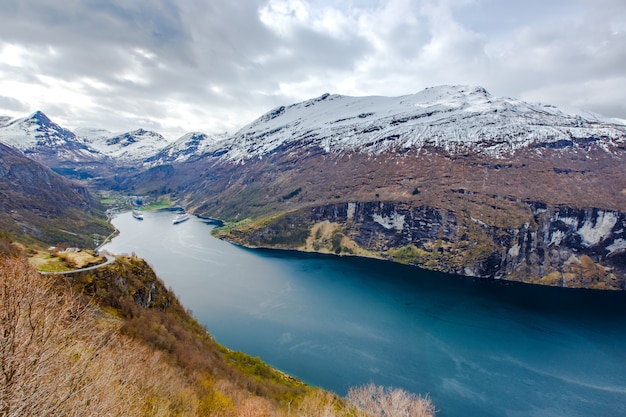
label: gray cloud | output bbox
[0,0,624,138]
[0,96,29,112]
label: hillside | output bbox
[0,142,112,247]
[0,243,435,417]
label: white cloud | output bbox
[259,0,310,35]
[0,0,623,139]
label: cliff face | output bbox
[225,198,626,290]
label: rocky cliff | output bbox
[222,197,626,290]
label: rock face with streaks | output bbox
[224,200,626,290]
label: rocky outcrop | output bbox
[225,199,626,290]
[70,256,175,311]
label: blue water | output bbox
[103,210,626,417]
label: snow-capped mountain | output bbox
[0,111,172,165]
[4,85,624,170]
[0,111,98,162]
[78,128,169,163]
[222,85,626,161]
[144,131,229,166]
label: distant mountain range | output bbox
[2,85,625,289]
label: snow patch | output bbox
[577,211,618,247]
[557,215,579,227]
[373,211,405,231]
[548,230,565,246]
[470,215,487,227]
[347,202,356,220]
[606,239,626,255]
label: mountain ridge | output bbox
[3,85,626,166]
[216,85,626,162]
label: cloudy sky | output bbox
[0,0,624,140]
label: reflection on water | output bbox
[103,210,626,417]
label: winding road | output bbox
[39,254,116,275]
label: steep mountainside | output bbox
[0,142,112,247]
[135,86,626,289]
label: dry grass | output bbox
[28,249,105,272]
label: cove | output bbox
[102,210,626,417]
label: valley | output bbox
[1,85,625,289]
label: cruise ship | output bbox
[132,209,144,220]
[172,213,190,224]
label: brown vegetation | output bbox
[148,146,626,223]
[0,254,140,416]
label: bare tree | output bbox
[236,396,274,417]
[346,383,435,417]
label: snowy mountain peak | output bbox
[83,128,169,163]
[26,110,53,126]
[145,131,230,166]
[222,85,626,161]
[105,129,164,147]
[0,110,77,150]
[0,112,171,165]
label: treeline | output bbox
[0,240,435,416]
